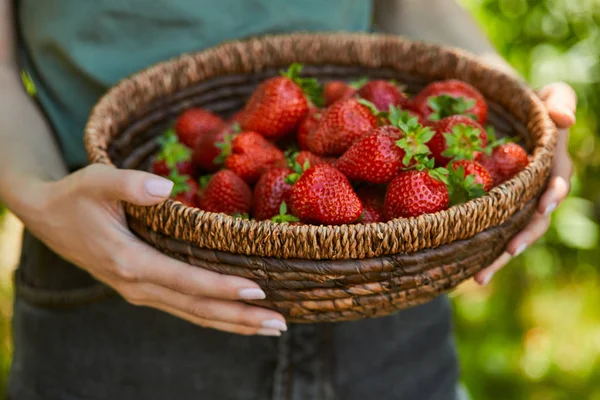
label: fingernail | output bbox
[145,178,174,197]
[257,328,282,337]
[514,243,527,257]
[262,319,287,331]
[238,288,266,300]
[544,202,557,216]
[563,109,576,123]
[481,271,495,286]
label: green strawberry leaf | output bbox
[357,98,384,117]
[446,163,487,206]
[349,76,369,89]
[168,170,191,196]
[231,122,242,133]
[392,110,434,167]
[281,63,324,108]
[156,129,192,168]
[271,201,300,223]
[441,124,486,161]
[214,132,235,164]
[232,213,250,219]
[427,95,476,121]
[285,159,309,185]
[198,174,212,190]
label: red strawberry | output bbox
[357,80,409,112]
[450,160,493,192]
[240,63,320,140]
[192,123,239,172]
[428,115,488,167]
[152,160,193,177]
[479,143,528,185]
[356,186,386,223]
[287,164,363,225]
[413,80,488,124]
[384,170,449,219]
[228,110,245,123]
[323,80,357,106]
[297,107,322,150]
[293,151,335,168]
[253,167,293,221]
[224,131,286,184]
[336,127,405,184]
[307,98,378,156]
[175,108,225,149]
[198,170,252,215]
[168,172,199,207]
[152,130,193,176]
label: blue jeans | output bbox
[8,232,461,400]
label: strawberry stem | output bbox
[427,95,476,121]
[447,163,486,206]
[271,201,300,223]
[389,107,434,167]
[156,128,192,169]
[441,124,486,160]
[281,63,324,107]
[349,77,369,89]
[168,170,191,197]
[214,132,236,164]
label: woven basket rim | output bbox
[84,32,557,260]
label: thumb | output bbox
[78,164,174,205]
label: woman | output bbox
[0,0,576,399]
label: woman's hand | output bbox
[13,164,287,336]
[475,82,577,285]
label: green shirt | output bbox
[17,0,372,168]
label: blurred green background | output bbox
[0,0,599,398]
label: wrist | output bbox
[0,171,53,220]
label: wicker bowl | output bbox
[84,33,556,323]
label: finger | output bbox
[78,164,174,205]
[474,213,551,286]
[538,128,572,215]
[127,282,287,332]
[537,82,577,128]
[112,239,268,301]
[474,252,511,286]
[150,302,283,336]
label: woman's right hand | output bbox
[12,164,287,336]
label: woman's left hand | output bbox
[474,82,577,285]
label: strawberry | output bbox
[174,108,225,149]
[446,160,492,206]
[413,79,488,124]
[478,143,528,186]
[287,164,363,225]
[307,98,378,156]
[152,129,194,176]
[356,186,386,223]
[356,80,409,112]
[197,170,253,215]
[323,80,359,106]
[228,110,245,123]
[336,128,404,184]
[384,169,449,219]
[292,151,335,168]
[224,131,286,184]
[428,115,488,167]
[336,106,438,184]
[192,123,240,172]
[450,160,493,192]
[168,171,199,207]
[297,107,322,150]
[253,167,293,221]
[240,63,321,140]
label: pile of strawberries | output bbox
[152,64,529,225]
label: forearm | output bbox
[0,67,68,214]
[373,0,517,76]
[0,1,67,215]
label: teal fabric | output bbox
[18,0,372,168]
